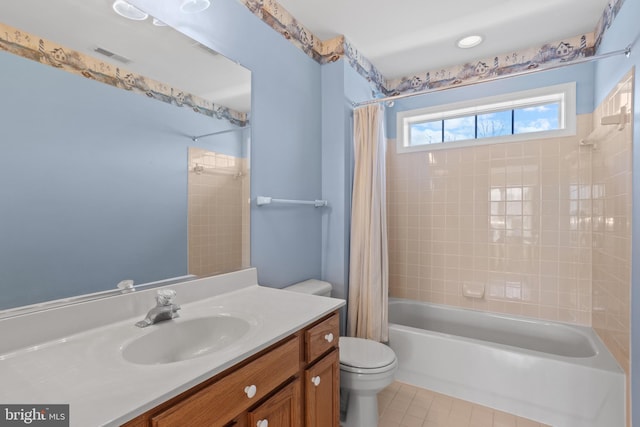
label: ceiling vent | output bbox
[93,47,132,64]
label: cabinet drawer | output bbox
[305,314,339,363]
[151,336,300,427]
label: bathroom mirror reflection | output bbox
[0,0,252,313]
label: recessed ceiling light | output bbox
[180,0,211,13]
[112,0,148,21]
[457,35,483,49]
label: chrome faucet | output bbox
[135,289,181,328]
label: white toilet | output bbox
[283,280,398,427]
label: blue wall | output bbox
[0,51,242,309]
[593,0,640,422]
[131,0,324,287]
[320,60,350,301]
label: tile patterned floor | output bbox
[377,382,551,427]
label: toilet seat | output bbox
[339,337,397,374]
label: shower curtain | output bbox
[348,104,389,342]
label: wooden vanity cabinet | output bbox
[122,310,340,427]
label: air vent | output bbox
[93,47,132,64]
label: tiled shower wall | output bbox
[388,72,633,341]
[387,115,594,325]
[591,70,633,376]
[188,147,250,277]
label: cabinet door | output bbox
[247,379,301,427]
[304,349,339,427]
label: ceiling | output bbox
[0,0,252,113]
[277,0,612,79]
[1,0,612,110]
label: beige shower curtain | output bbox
[348,103,388,342]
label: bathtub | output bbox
[388,298,625,427]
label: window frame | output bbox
[396,82,577,153]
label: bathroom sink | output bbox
[122,316,251,365]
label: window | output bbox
[397,83,576,153]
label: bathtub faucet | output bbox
[135,289,181,328]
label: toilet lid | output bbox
[339,337,396,371]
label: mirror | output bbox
[0,1,251,313]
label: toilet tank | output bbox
[283,279,332,297]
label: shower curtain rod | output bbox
[352,44,633,108]
[191,126,250,142]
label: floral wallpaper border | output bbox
[239,0,627,98]
[0,22,248,127]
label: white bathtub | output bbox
[388,298,625,427]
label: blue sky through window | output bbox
[409,102,560,146]
[514,103,559,134]
[477,110,512,139]
[410,121,442,145]
[444,116,475,141]
[398,83,574,153]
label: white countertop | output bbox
[0,269,344,426]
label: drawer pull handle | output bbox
[311,376,321,386]
[257,420,268,427]
[324,333,334,343]
[244,385,257,399]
